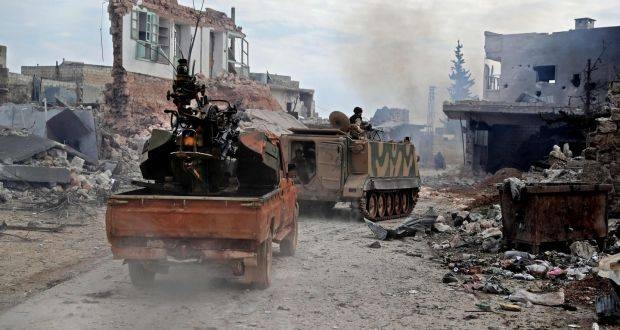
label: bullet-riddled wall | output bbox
[483,23,620,107]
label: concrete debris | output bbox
[0,164,70,184]
[434,222,453,233]
[504,177,525,200]
[596,254,620,286]
[0,127,116,203]
[70,156,85,172]
[570,241,598,260]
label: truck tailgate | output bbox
[106,195,269,241]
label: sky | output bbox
[1,0,619,122]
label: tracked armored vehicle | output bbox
[280,112,421,221]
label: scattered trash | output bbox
[499,303,521,312]
[442,272,458,284]
[513,273,535,281]
[482,279,510,295]
[509,289,565,306]
[570,241,598,260]
[596,291,620,324]
[505,251,535,260]
[364,210,436,240]
[475,302,491,312]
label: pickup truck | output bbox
[105,132,298,289]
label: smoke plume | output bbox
[339,2,460,122]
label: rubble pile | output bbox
[424,202,617,312]
[197,72,283,111]
[0,127,115,204]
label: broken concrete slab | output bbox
[240,109,306,136]
[0,164,70,184]
[0,133,57,164]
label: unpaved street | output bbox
[0,191,595,329]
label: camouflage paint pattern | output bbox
[367,141,417,178]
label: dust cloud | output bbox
[339,2,466,121]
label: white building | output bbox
[117,1,249,80]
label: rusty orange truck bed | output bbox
[106,180,298,289]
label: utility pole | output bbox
[426,86,436,166]
[427,86,436,135]
[585,59,592,115]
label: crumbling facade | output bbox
[114,0,246,80]
[445,19,620,173]
[583,81,620,215]
[107,0,261,122]
[250,72,315,119]
[484,18,619,107]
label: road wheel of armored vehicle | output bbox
[367,193,378,219]
[385,194,394,216]
[247,231,273,289]
[400,192,409,214]
[128,261,155,288]
[410,190,419,213]
[393,193,402,216]
[377,193,386,218]
[280,218,298,256]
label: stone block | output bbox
[590,133,616,151]
[598,118,618,134]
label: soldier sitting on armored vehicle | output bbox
[348,107,373,140]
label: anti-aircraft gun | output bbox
[138,59,241,195]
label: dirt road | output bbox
[0,198,594,329]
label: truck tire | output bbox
[249,231,273,289]
[280,218,298,256]
[128,261,155,288]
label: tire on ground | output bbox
[280,217,298,256]
[128,261,155,288]
[247,230,273,289]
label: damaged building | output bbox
[107,0,249,116]
[444,18,620,173]
[0,46,109,107]
[250,72,316,119]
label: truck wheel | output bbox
[250,231,273,289]
[128,261,155,288]
[280,219,298,256]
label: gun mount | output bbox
[139,59,242,195]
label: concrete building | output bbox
[21,61,112,104]
[444,19,620,173]
[116,0,247,80]
[250,72,315,119]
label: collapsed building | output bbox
[106,0,284,125]
[250,72,316,119]
[0,45,110,107]
[444,18,620,173]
